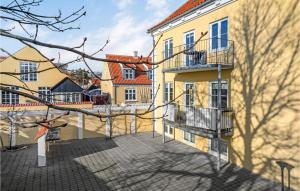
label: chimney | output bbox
[133,51,138,57]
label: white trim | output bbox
[209,17,229,52]
[151,0,235,36]
[183,31,195,66]
[208,138,229,161]
[209,80,228,108]
[184,82,195,106]
[182,130,196,146]
[125,88,137,102]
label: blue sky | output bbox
[1,0,186,72]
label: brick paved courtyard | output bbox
[1,133,282,191]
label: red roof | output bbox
[106,54,152,85]
[148,0,207,32]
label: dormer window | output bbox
[123,68,135,79]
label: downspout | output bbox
[151,34,156,138]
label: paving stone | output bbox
[1,133,284,191]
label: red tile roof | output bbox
[148,0,207,32]
[106,54,152,85]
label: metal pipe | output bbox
[217,63,222,171]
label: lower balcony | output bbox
[163,104,233,138]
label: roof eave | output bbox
[147,0,215,34]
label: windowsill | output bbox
[125,100,137,102]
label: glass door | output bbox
[185,32,194,66]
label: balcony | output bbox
[162,38,234,73]
[163,104,233,138]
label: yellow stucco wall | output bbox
[0,46,67,104]
[101,62,152,104]
[151,0,300,189]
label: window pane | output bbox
[212,23,218,49]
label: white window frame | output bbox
[164,38,173,59]
[20,61,37,81]
[184,30,195,66]
[183,131,195,144]
[1,86,19,104]
[209,81,228,108]
[209,18,229,51]
[60,92,81,103]
[38,87,52,102]
[125,89,136,101]
[164,82,173,103]
[123,68,135,80]
[184,82,195,107]
[164,124,174,137]
[208,138,229,161]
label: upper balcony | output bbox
[162,38,234,73]
[163,103,233,138]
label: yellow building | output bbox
[0,46,83,104]
[102,54,152,105]
[148,0,300,189]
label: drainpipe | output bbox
[151,34,156,138]
[217,63,222,171]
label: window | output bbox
[185,32,195,66]
[38,87,52,102]
[184,131,195,143]
[123,68,135,79]
[185,83,194,106]
[164,83,173,102]
[210,138,228,156]
[164,124,174,135]
[20,62,37,81]
[211,18,228,50]
[1,86,19,104]
[61,93,81,103]
[211,82,228,108]
[164,39,173,59]
[148,70,153,80]
[125,89,136,101]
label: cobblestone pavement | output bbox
[1,132,282,191]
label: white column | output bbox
[130,108,136,134]
[38,129,48,167]
[77,113,84,139]
[105,107,112,138]
[9,122,16,147]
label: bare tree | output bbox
[231,0,300,185]
[0,0,207,142]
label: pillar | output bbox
[130,108,136,134]
[38,129,47,167]
[77,113,84,139]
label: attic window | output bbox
[123,68,135,79]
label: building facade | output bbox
[148,0,300,189]
[102,54,152,105]
[0,46,83,105]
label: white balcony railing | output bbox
[164,104,233,132]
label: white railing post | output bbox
[37,128,47,167]
[105,106,112,139]
[130,108,136,134]
[77,113,84,139]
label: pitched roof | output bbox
[51,77,83,92]
[148,0,208,32]
[106,54,152,85]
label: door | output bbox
[185,83,195,126]
[185,32,195,66]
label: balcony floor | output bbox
[162,64,233,73]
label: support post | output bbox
[38,128,48,167]
[9,122,16,148]
[130,108,136,134]
[162,72,166,143]
[217,63,222,171]
[105,106,112,139]
[77,113,84,139]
